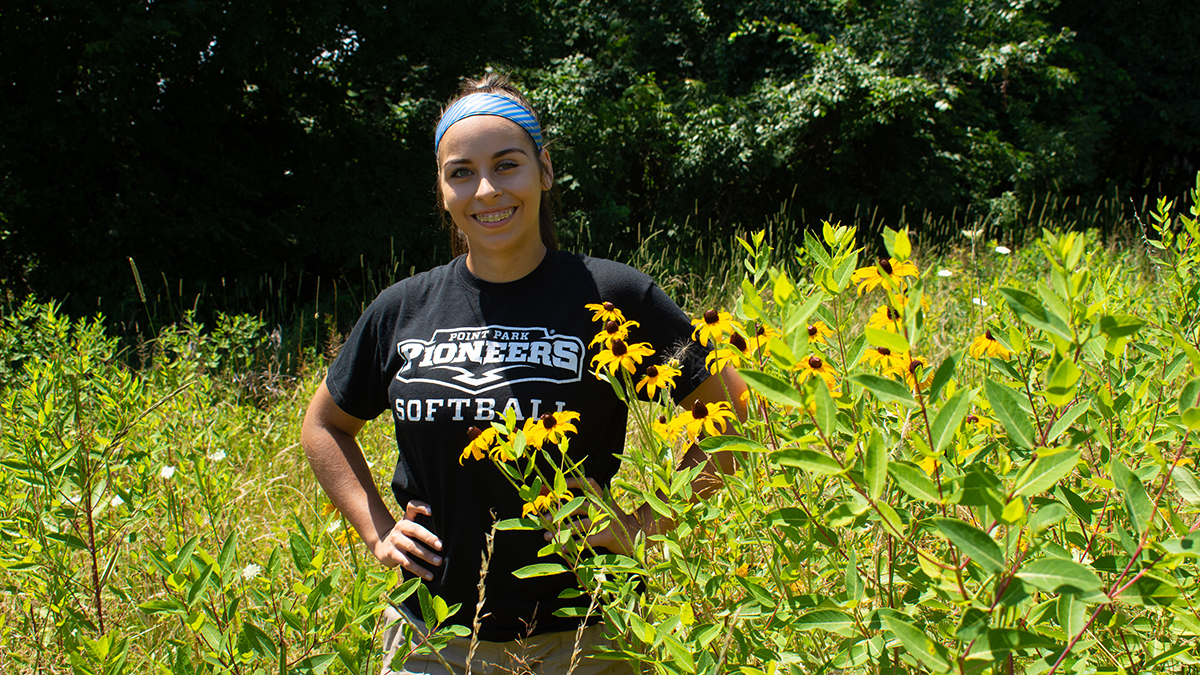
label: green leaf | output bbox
[1173,466,1200,505]
[1099,314,1146,338]
[1043,357,1081,407]
[1160,531,1200,557]
[511,563,570,579]
[984,378,1036,450]
[138,598,188,615]
[739,369,806,408]
[292,654,338,674]
[1017,557,1103,593]
[810,376,837,437]
[998,287,1073,341]
[773,449,843,475]
[926,352,960,403]
[1046,400,1090,444]
[1172,331,1200,373]
[865,326,911,355]
[1110,456,1154,534]
[849,373,916,406]
[794,609,856,634]
[965,629,1059,662]
[930,389,973,454]
[1179,378,1200,430]
[875,502,905,537]
[1058,593,1086,638]
[865,430,887,500]
[881,614,953,673]
[888,461,941,503]
[1013,448,1081,497]
[932,517,1004,574]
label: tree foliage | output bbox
[0,0,1196,322]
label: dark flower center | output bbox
[703,309,720,324]
[605,320,619,334]
[985,329,994,340]
[966,414,979,424]
[540,413,556,429]
[603,301,615,311]
[807,324,818,336]
[692,400,709,418]
[808,356,823,369]
[646,365,659,378]
[878,257,893,275]
[467,426,483,442]
[909,359,924,373]
[877,347,892,356]
[887,307,900,320]
[657,414,668,425]
[756,325,767,337]
[730,332,748,351]
[611,339,627,356]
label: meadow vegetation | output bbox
[3,177,1200,674]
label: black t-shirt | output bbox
[325,249,709,641]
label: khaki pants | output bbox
[379,604,636,675]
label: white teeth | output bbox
[476,208,514,223]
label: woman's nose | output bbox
[476,174,501,200]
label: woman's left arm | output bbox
[563,365,748,555]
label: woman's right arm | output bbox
[301,379,443,580]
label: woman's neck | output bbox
[465,243,548,283]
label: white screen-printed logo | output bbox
[394,325,584,395]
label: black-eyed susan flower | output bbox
[675,400,738,441]
[807,321,834,344]
[850,257,919,296]
[584,301,625,324]
[899,357,935,392]
[969,329,1011,359]
[867,303,904,332]
[591,339,655,376]
[637,363,681,398]
[745,323,780,352]
[522,411,581,449]
[691,309,743,346]
[460,426,499,464]
[522,488,573,518]
[795,354,839,393]
[705,332,749,374]
[863,345,908,372]
[653,413,680,440]
[589,318,640,348]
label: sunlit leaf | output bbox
[932,517,1004,574]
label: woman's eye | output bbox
[449,167,472,178]
[496,160,519,171]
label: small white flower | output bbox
[326,520,342,535]
[995,245,1012,255]
[110,495,125,507]
[961,228,983,239]
[208,450,226,462]
[935,99,951,111]
[972,298,989,307]
[160,465,176,480]
[938,269,954,278]
[242,563,262,581]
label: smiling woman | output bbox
[300,73,748,675]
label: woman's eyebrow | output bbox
[443,147,529,169]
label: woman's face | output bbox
[436,115,552,264]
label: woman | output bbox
[301,74,747,675]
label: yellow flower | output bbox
[591,339,655,376]
[459,426,499,464]
[867,303,904,332]
[806,321,834,345]
[705,332,750,374]
[795,354,839,394]
[969,329,1011,359]
[691,309,743,346]
[745,323,781,352]
[521,411,581,449]
[899,357,935,392]
[637,363,681,398]
[850,258,919,296]
[863,345,907,372]
[522,488,573,518]
[585,301,625,324]
[589,318,640,348]
[674,400,738,441]
[652,412,681,440]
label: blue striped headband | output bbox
[434,92,544,155]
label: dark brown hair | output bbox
[435,73,560,258]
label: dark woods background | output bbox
[1,0,1197,329]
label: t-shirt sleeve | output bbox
[633,281,712,405]
[324,295,394,421]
